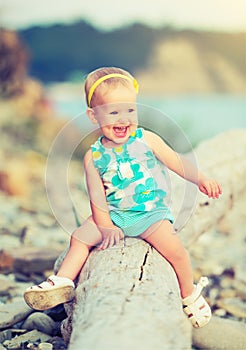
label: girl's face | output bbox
[88,84,138,147]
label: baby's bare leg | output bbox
[23,216,102,310]
[141,220,194,298]
[57,216,102,281]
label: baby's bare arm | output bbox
[143,130,222,198]
[84,149,124,249]
[84,149,110,221]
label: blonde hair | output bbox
[84,67,134,107]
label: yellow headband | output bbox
[87,73,139,107]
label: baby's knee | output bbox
[71,227,88,245]
[70,231,86,247]
[71,224,102,248]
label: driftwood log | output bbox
[54,130,246,350]
[60,239,191,350]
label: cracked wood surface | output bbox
[73,238,190,349]
[56,238,191,349]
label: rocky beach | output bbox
[1,123,246,349]
[0,29,246,349]
[0,29,81,348]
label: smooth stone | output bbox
[0,329,12,343]
[46,336,67,350]
[192,316,246,350]
[22,313,58,336]
[214,308,227,317]
[38,343,53,350]
[219,288,236,299]
[7,247,63,274]
[3,330,50,350]
[217,298,246,318]
[0,300,33,330]
[233,279,246,294]
[0,278,16,296]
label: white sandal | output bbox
[24,275,75,310]
[182,277,212,328]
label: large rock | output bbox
[192,316,246,350]
[6,247,63,274]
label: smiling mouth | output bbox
[113,126,128,137]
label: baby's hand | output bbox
[98,225,124,250]
[198,178,222,198]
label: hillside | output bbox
[136,37,246,94]
[18,21,246,94]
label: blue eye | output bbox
[110,111,118,115]
[128,108,135,113]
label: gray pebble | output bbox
[22,312,58,336]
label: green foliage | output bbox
[19,21,157,81]
[18,21,245,83]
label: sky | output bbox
[0,0,246,32]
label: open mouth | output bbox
[113,126,128,138]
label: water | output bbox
[52,94,246,147]
[143,95,246,145]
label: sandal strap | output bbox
[183,294,211,328]
[37,280,55,289]
[28,275,75,291]
[47,275,75,288]
[182,276,209,305]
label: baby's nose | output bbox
[117,118,128,124]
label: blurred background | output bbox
[0,0,245,249]
[0,1,245,238]
[0,0,246,343]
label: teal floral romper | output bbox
[91,128,174,236]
